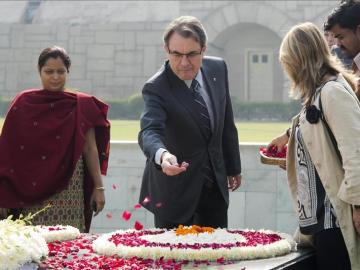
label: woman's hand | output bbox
[352,207,360,234]
[267,130,289,153]
[83,128,106,217]
[91,189,105,216]
[267,130,289,171]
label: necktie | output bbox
[190,79,214,187]
[190,79,211,141]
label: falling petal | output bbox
[122,211,131,221]
[143,196,151,205]
[134,204,142,209]
[112,184,117,190]
[134,221,143,230]
[106,213,113,219]
[155,202,162,208]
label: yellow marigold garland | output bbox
[175,225,215,236]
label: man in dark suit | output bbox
[138,16,242,229]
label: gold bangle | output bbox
[95,186,105,191]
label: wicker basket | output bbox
[260,151,286,167]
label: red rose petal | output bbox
[112,184,117,190]
[155,202,162,208]
[143,196,151,205]
[106,213,113,219]
[41,228,280,269]
[134,203,142,209]
[260,145,287,158]
[122,211,132,221]
[134,221,143,230]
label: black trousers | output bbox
[314,228,351,270]
[154,182,228,229]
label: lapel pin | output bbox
[213,77,216,82]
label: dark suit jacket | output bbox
[138,56,241,223]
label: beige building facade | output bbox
[0,1,337,101]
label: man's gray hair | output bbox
[163,16,207,48]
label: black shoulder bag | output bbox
[318,90,342,165]
[305,80,342,165]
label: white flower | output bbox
[92,228,296,261]
[36,225,80,242]
[0,220,48,270]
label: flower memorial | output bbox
[175,225,215,235]
[0,212,48,270]
[0,192,296,269]
[42,234,226,269]
[0,205,81,270]
[36,225,80,243]
[93,225,296,261]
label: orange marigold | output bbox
[175,225,215,236]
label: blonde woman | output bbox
[280,22,360,270]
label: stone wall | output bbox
[90,142,298,235]
[0,1,336,101]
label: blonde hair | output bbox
[279,22,357,106]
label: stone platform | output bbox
[20,248,315,270]
[187,249,316,270]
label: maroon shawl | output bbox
[0,89,110,232]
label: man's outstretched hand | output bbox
[161,152,189,176]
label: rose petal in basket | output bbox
[260,151,286,167]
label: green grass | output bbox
[0,118,290,143]
[111,120,290,143]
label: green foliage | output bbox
[107,94,144,120]
[230,97,302,121]
[107,94,301,121]
[0,94,301,121]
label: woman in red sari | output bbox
[0,46,110,232]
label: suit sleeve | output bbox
[138,84,167,165]
[221,61,241,175]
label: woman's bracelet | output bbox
[95,186,105,191]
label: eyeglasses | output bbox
[168,49,203,60]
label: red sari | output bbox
[0,89,110,231]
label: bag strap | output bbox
[317,82,343,165]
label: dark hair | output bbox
[163,16,207,48]
[324,1,360,31]
[38,46,71,72]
